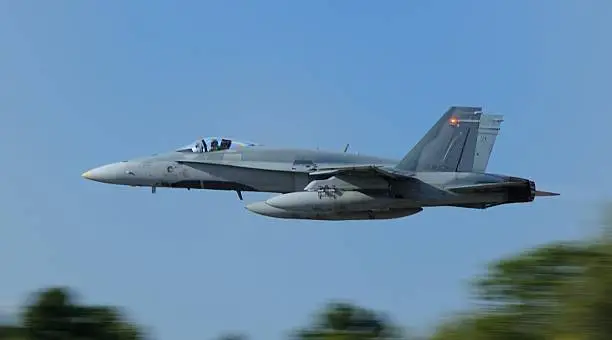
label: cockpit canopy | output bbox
[176,137,260,153]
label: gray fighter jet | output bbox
[82,106,558,220]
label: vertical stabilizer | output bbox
[395,106,483,172]
[472,114,504,173]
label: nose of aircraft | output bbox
[81,162,124,184]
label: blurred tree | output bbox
[216,333,248,340]
[429,312,540,340]
[429,204,612,340]
[293,301,409,339]
[0,325,25,340]
[8,206,612,340]
[10,286,147,340]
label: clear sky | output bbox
[1,1,611,339]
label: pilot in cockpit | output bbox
[194,139,203,153]
[195,140,203,153]
[210,139,219,151]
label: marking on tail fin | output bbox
[395,106,483,172]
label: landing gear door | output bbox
[291,159,317,190]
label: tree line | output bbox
[3,209,611,340]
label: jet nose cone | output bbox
[81,163,123,183]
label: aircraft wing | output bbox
[306,165,456,200]
[309,165,414,180]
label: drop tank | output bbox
[265,190,414,213]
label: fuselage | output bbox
[82,146,401,193]
[82,145,516,205]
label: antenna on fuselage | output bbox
[343,144,350,153]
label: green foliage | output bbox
[429,312,533,340]
[216,333,249,340]
[290,205,612,340]
[7,205,612,340]
[1,286,146,340]
[0,325,26,340]
[293,301,408,339]
[430,204,612,339]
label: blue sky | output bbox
[1,0,611,339]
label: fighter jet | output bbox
[82,106,558,220]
